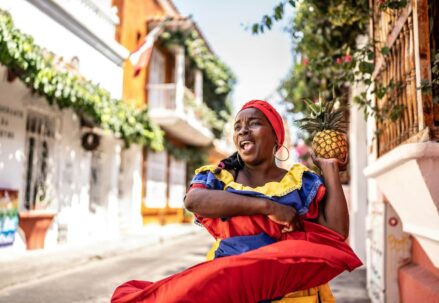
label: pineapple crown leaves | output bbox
[295,91,348,136]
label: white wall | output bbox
[0,0,136,249]
[54,109,92,245]
[0,0,124,99]
[118,145,143,231]
[0,67,27,194]
[88,135,121,239]
[349,95,368,262]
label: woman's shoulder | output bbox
[284,162,317,181]
[268,163,314,195]
[193,165,235,186]
[194,164,217,175]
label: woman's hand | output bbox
[265,201,303,232]
[310,150,349,173]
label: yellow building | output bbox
[113,0,234,224]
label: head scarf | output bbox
[240,100,285,150]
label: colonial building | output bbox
[0,0,152,250]
[113,0,235,224]
[350,0,439,301]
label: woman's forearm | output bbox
[184,188,270,218]
[318,163,349,238]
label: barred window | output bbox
[24,112,56,210]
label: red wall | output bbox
[399,238,439,303]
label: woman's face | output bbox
[233,108,277,166]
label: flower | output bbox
[303,58,309,66]
[344,55,352,63]
[336,57,343,64]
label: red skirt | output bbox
[111,221,362,303]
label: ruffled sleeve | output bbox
[298,171,326,220]
[189,165,226,191]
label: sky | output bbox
[172,0,294,114]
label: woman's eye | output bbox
[250,121,259,126]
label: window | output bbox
[145,150,167,208]
[168,157,186,208]
[23,112,56,210]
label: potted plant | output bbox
[18,182,56,250]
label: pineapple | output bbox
[296,92,348,161]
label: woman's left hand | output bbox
[311,150,349,173]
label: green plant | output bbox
[377,0,408,10]
[250,0,410,137]
[278,1,410,131]
[159,29,235,138]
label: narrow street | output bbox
[0,231,214,303]
[0,229,369,303]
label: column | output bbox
[174,46,185,113]
[195,69,203,106]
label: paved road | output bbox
[0,230,369,303]
[0,231,214,303]
[330,268,371,303]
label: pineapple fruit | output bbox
[296,93,348,161]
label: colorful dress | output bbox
[111,164,362,303]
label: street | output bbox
[0,229,369,303]
[0,231,214,303]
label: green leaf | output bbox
[359,61,374,74]
[381,47,390,56]
[252,23,259,34]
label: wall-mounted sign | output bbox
[0,105,24,140]
[0,189,19,246]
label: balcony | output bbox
[147,83,214,146]
[364,0,439,266]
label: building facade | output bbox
[0,0,143,250]
[350,0,439,301]
[113,0,234,224]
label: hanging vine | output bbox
[275,0,413,130]
[159,29,235,138]
[0,10,164,150]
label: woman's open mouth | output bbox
[239,140,255,154]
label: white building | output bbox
[0,0,144,251]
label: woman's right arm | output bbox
[185,188,298,227]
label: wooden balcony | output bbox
[147,83,214,146]
[364,0,439,266]
[371,0,438,157]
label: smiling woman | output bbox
[111,100,361,303]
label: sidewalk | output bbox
[0,223,202,291]
[330,267,370,303]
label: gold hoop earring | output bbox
[274,145,290,162]
[236,152,243,167]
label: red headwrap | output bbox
[240,100,285,150]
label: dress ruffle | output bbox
[111,164,362,303]
[112,222,361,303]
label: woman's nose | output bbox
[238,125,249,135]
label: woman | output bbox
[111,100,362,303]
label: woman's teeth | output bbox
[241,141,253,151]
